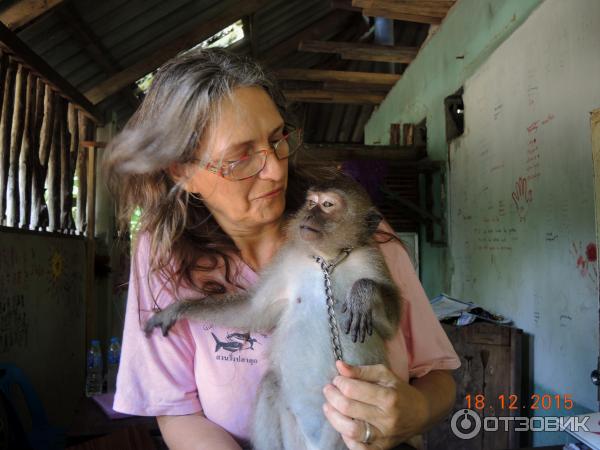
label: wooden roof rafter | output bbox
[0,0,66,30]
[298,40,419,63]
[351,0,456,25]
[284,90,384,105]
[260,10,356,67]
[84,0,270,105]
[274,68,400,86]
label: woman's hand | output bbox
[322,361,456,450]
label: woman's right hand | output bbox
[157,413,243,450]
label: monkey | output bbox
[144,176,401,450]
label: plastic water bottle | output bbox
[107,337,121,393]
[85,340,103,397]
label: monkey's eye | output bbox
[322,201,334,208]
[307,200,317,207]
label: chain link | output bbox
[311,248,352,361]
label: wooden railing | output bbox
[0,51,96,235]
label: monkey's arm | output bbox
[144,290,286,337]
[342,278,400,342]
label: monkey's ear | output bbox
[365,208,384,235]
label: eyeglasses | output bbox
[204,128,303,181]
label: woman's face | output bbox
[180,86,289,235]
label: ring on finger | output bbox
[362,420,373,445]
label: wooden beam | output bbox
[84,0,269,105]
[284,89,384,104]
[353,0,454,24]
[260,10,355,66]
[362,8,442,24]
[274,68,400,86]
[353,0,454,17]
[80,140,106,148]
[330,0,363,12]
[85,121,96,342]
[243,14,258,58]
[0,21,102,123]
[0,0,66,30]
[299,40,418,64]
[299,143,426,161]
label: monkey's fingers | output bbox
[351,318,359,343]
[344,311,354,335]
[359,314,369,343]
[143,311,176,337]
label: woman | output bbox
[105,48,461,450]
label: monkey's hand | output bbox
[144,302,189,337]
[342,278,375,343]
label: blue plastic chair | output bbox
[0,363,65,450]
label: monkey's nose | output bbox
[304,214,314,221]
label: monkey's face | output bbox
[298,190,347,242]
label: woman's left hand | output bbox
[322,360,428,450]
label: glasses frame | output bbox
[204,127,303,181]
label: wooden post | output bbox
[0,60,15,224]
[28,77,44,229]
[30,84,54,229]
[18,71,36,228]
[75,110,86,234]
[85,117,97,343]
[63,103,78,232]
[59,100,70,231]
[6,64,26,227]
[47,95,62,232]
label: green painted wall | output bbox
[365,0,543,297]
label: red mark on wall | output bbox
[527,121,540,134]
[541,113,555,125]
[512,177,533,222]
[586,243,597,262]
[571,241,599,288]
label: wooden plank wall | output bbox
[0,49,94,234]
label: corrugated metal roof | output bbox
[11,0,429,137]
[1,0,442,233]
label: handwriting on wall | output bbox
[0,237,85,355]
[0,294,27,353]
[473,226,518,252]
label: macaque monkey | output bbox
[145,177,401,450]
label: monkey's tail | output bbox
[211,332,224,352]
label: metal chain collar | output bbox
[311,248,353,361]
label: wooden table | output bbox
[67,396,159,445]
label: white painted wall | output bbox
[449,0,599,444]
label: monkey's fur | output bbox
[145,177,401,450]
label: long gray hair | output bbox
[103,48,305,297]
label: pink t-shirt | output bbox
[113,228,461,443]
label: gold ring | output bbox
[362,420,373,445]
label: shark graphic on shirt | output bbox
[211,331,259,353]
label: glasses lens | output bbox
[276,129,302,159]
[229,152,267,180]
